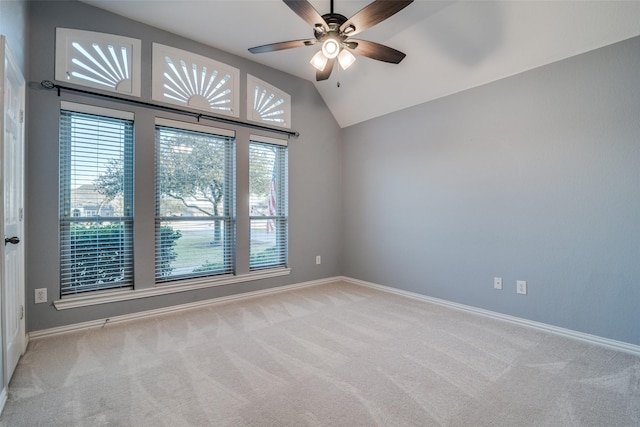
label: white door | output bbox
[1,35,26,385]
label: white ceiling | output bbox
[81,0,640,128]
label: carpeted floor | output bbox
[1,281,639,426]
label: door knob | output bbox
[4,236,20,245]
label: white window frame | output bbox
[154,118,236,283]
[59,101,135,297]
[249,134,288,271]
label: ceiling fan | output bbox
[248,0,414,81]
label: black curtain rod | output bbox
[40,80,300,138]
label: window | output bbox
[59,103,134,296]
[55,28,142,97]
[247,74,291,129]
[152,43,240,117]
[249,136,288,270]
[155,119,235,282]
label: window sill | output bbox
[53,268,291,310]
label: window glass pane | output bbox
[249,141,287,270]
[155,125,235,281]
[60,109,134,296]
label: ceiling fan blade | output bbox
[316,57,336,81]
[249,39,316,54]
[283,0,328,31]
[348,39,406,63]
[340,0,414,36]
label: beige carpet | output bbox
[1,281,639,426]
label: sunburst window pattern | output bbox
[152,44,239,117]
[247,75,291,129]
[55,28,141,97]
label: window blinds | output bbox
[249,139,288,270]
[59,109,134,295]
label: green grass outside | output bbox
[170,225,276,270]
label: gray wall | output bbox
[27,1,342,331]
[342,36,640,346]
[0,0,28,74]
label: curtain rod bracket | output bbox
[41,80,60,96]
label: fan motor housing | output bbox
[321,13,348,27]
[317,13,352,41]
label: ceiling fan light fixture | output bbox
[343,24,356,35]
[248,0,414,81]
[321,37,340,59]
[338,49,356,70]
[310,50,328,71]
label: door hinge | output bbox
[19,208,24,221]
[20,110,24,124]
[20,305,24,320]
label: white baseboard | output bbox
[28,275,640,357]
[0,387,7,416]
[29,276,339,340]
[341,276,640,357]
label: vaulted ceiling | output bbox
[81,1,640,128]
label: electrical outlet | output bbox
[316,255,321,265]
[517,280,527,295]
[35,288,48,304]
[494,277,502,290]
